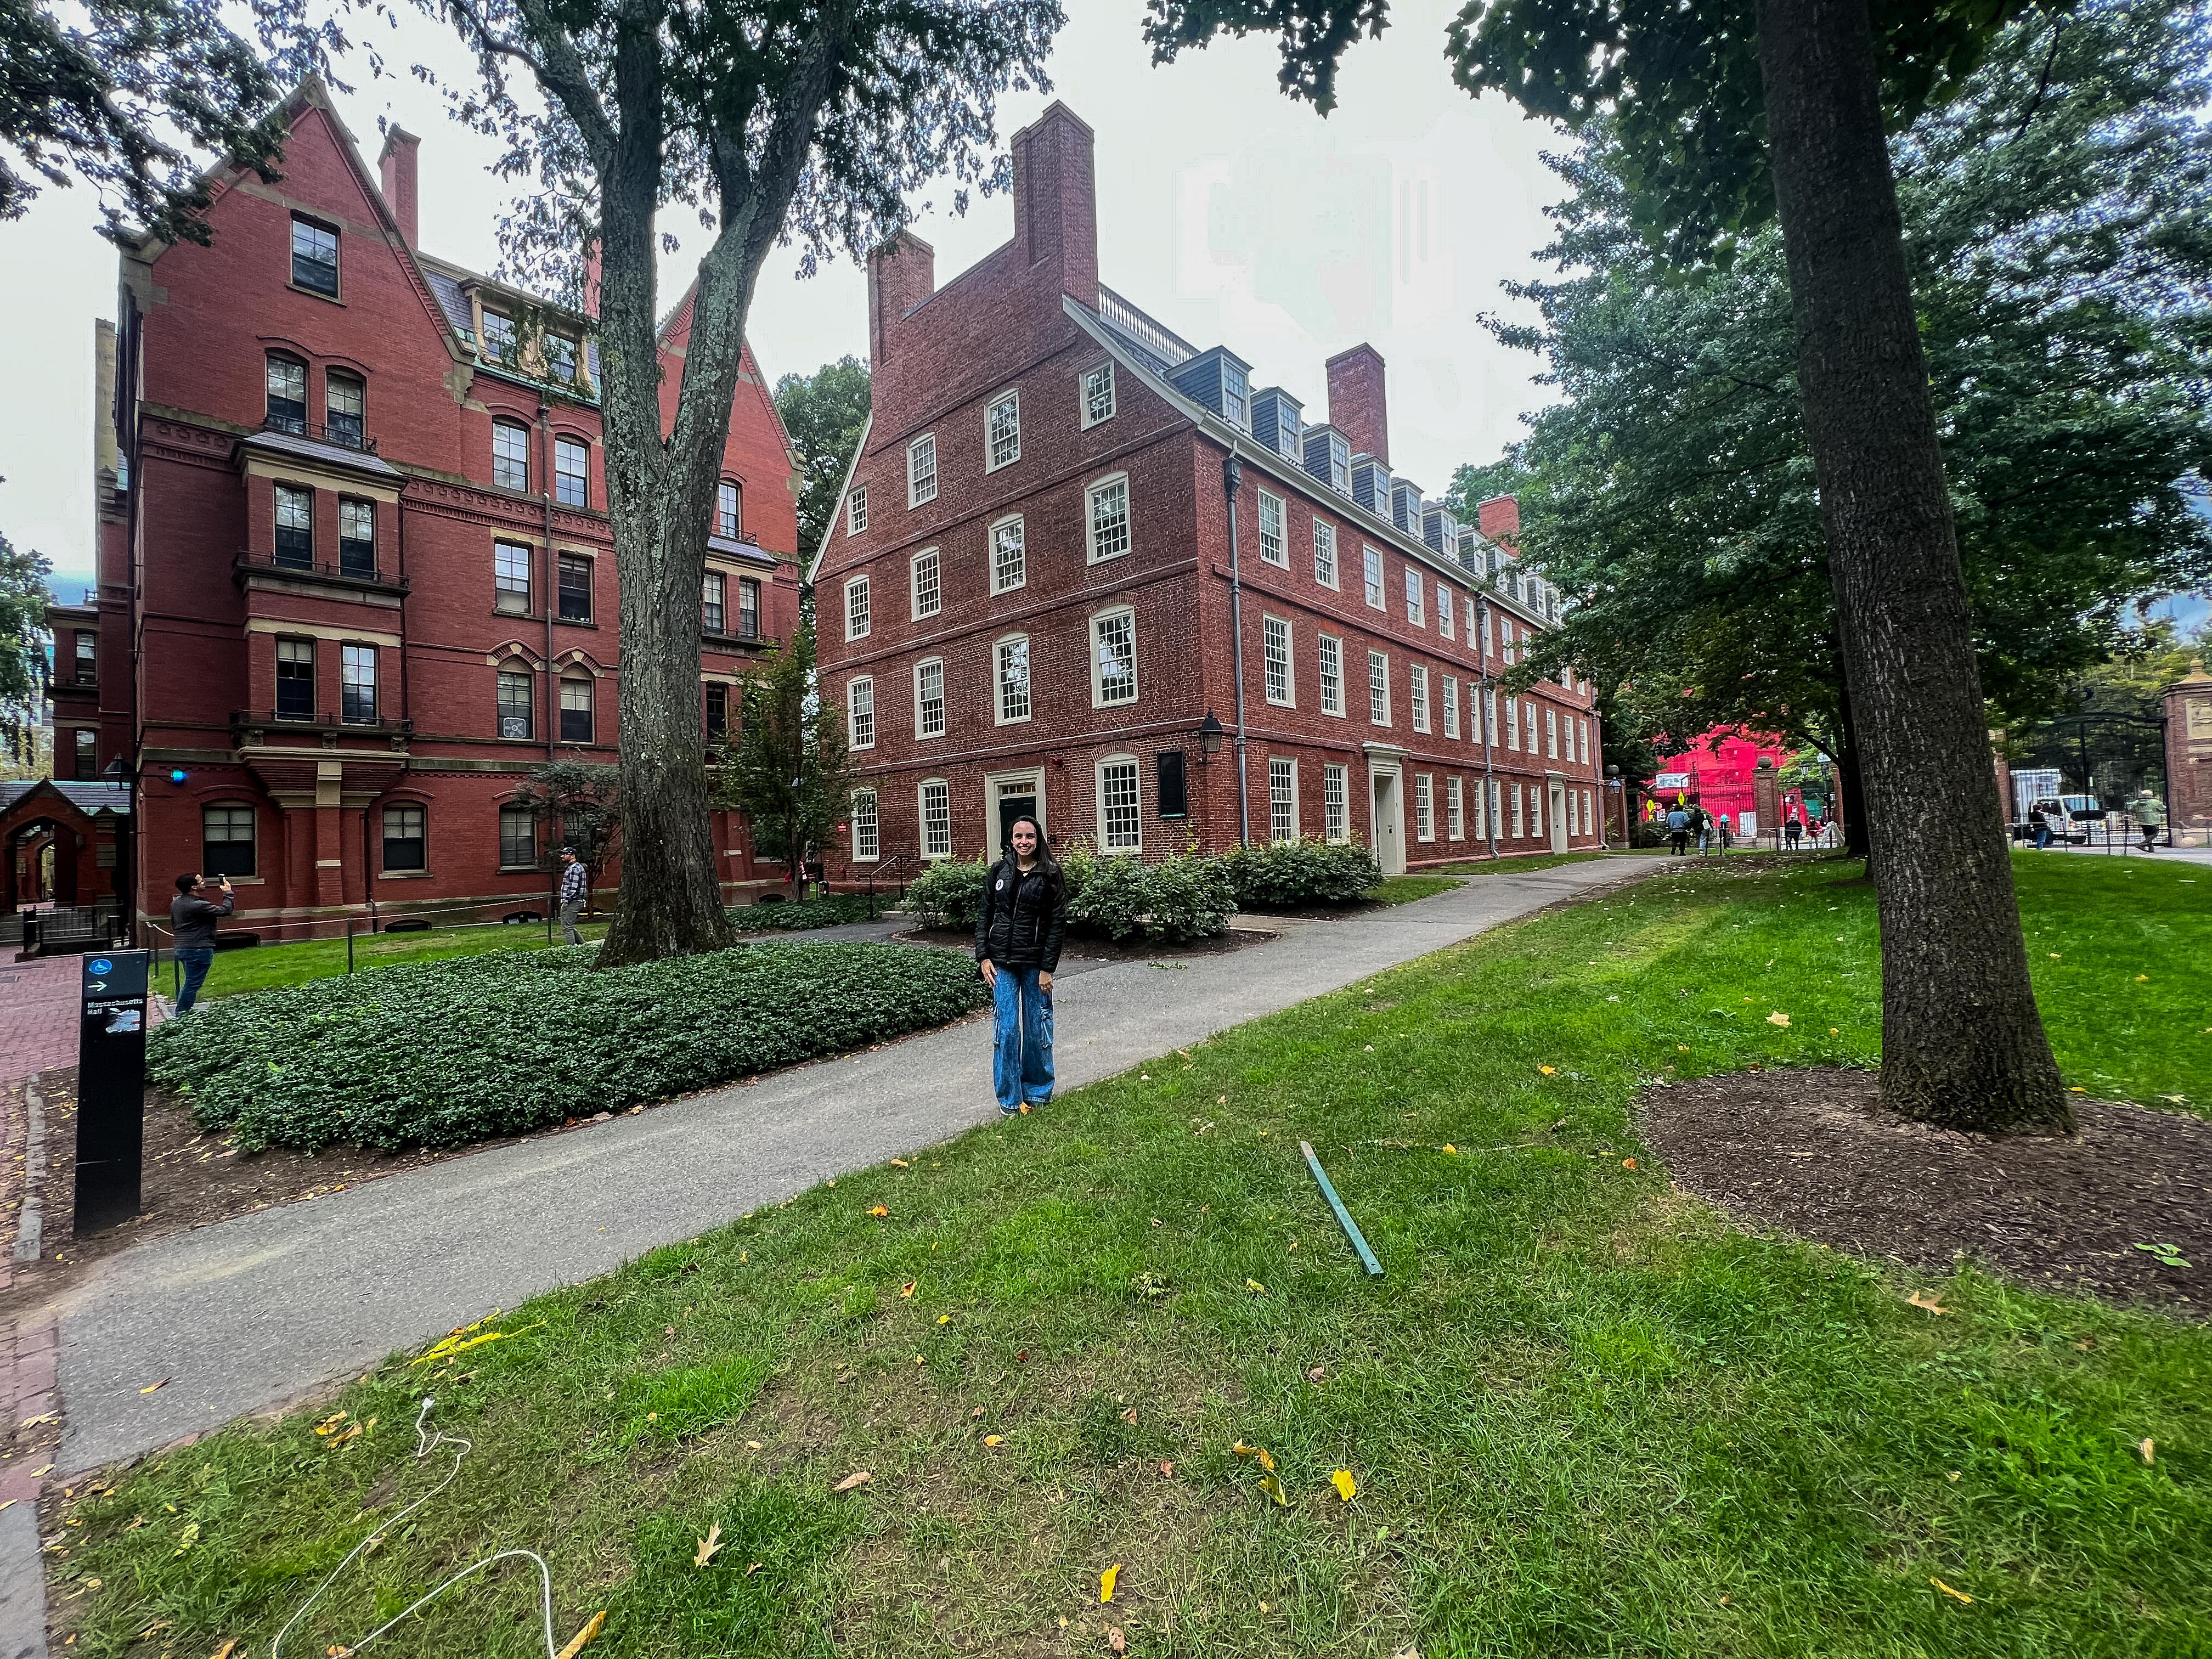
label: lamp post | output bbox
[1223,455,1251,848]
[1476,594,1499,861]
[1606,763,1622,849]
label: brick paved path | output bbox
[0,963,81,1090]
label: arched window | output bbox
[266,354,307,433]
[496,665,534,740]
[559,674,594,743]
[201,804,256,878]
[492,419,531,492]
[326,371,365,448]
[382,804,426,872]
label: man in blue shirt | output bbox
[1664,806,1690,855]
[557,847,589,945]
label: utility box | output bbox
[75,949,150,1235]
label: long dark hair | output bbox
[1005,815,1060,878]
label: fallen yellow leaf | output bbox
[1766,1012,1791,1026]
[1246,1278,1267,1295]
[984,1435,1003,1447]
[889,1158,910,1168]
[1330,1469,1357,1501]
[1442,1144,1457,1154]
[1259,1472,1290,1506]
[1232,1441,1277,1473]
[554,1609,607,1659]
[1622,1158,1637,1170]
[1100,1563,1121,1602]
[1931,1578,1973,1605]
[1539,1065,1556,1075]
[139,1378,171,1395]
[208,1641,239,1659]
[2135,974,2148,982]
[1906,1290,1950,1315]
[693,1522,724,1567]
[938,1314,951,1325]
[867,1205,889,1218]
[899,1282,916,1299]
[832,1470,872,1493]
[2140,1438,2155,1464]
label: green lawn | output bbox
[61,858,2210,1657]
[178,917,610,1001]
[1368,874,1463,904]
[1430,848,1633,875]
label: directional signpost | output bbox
[75,949,150,1235]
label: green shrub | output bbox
[906,857,990,931]
[729,894,884,931]
[148,941,988,1153]
[1138,849,1237,941]
[1068,853,1148,941]
[1222,838,1384,909]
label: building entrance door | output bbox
[1369,766,1405,875]
[990,771,1045,857]
[1549,780,1568,854]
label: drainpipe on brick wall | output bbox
[539,404,556,764]
[1223,454,1250,848]
[1477,595,1498,862]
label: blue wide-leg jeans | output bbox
[990,966,1054,1113]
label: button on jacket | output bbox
[974,859,1068,973]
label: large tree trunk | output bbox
[1756,0,2069,1135]
[1831,667,1872,866]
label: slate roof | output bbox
[0,780,131,818]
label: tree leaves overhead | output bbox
[714,620,854,898]
[775,356,871,561]
[1498,0,2212,771]
[0,532,52,766]
[1141,0,1387,112]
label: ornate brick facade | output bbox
[811,103,1604,877]
[91,79,803,941]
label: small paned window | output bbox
[1525,700,1538,753]
[1262,616,1291,707]
[546,333,578,381]
[383,804,426,872]
[1093,611,1137,707]
[1547,706,1559,759]
[1223,364,1249,430]
[202,804,256,877]
[851,791,880,862]
[986,392,1020,470]
[908,435,937,506]
[493,420,531,491]
[274,484,313,568]
[997,636,1031,724]
[845,575,870,641]
[738,577,761,640]
[1448,777,1465,840]
[482,310,518,362]
[1442,675,1460,740]
[560,675,594,744]
[1415,774,1434,842]
[559,554,593,622]
[848,485,868,534]
[1268,757,1296,843]
[920,780,952,857]
[1323,764,1348,843]
[1099,759,1142,852]
[1404,568,1424,626]
[1318,635,1343,716]
[498,667,534,738]
[338,498,375,577]
[847,677,874,749]
[1313,520,1337,588]
[1363,545,1384,609]
[1083,363,1116,427]
[992,517,1026,594]
[499,805,538,868]
[1369,650,1390,726]
[1438,585,1454,640]
[72,727,98,778]
[704,682,729,741]
[266,356,308,433]
[341,645,377,724]
[290,217,338,296]
[276,638,314,720]
[1087,476,1131,562]
[326,373,365,447]
[718,481,742,538]
[1410,664,1430,733]
[555,438,590,506]
[74,631,95,680]
[495,541,533,613]
[912,548,941,619]
[702,571,726,635]
[916,658,946,738]
[1257,490,1285,567]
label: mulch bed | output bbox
[1641,1067,2210,1317]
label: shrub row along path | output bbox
[54,857,1649,1475]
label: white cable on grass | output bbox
[271,1398,563,1658]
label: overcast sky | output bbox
[2,1,1576,595]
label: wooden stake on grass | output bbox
[1301,1141,1383,1277]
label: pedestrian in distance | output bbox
[2131,789,2165,853]
[974,815,1068,1118]
[1666,805,1690,856]
[170,871,233,1013]
[557,845,589,945]
[1689,801,1712,854]
[1785,814,1804,850]
[2030,804,2053,850]
[1717,814,1733,852]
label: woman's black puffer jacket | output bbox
[974,857,1068,972]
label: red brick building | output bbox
[78,79,803,943]
[810,104,1601,874]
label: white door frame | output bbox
[1365,755,1406,876]
[983,766,1047,856]
[1547,774,1568,854]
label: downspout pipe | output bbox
[539,402,556,764]
[1223,454,1250,848]
[1477,595,1498,861]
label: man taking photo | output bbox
[170,872,234,1013]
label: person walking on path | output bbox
[1785,814,1804,851]
[974,816,1068,1118]
[2130,789,2166,853]
[1689,802,1712,855]
[170,872,233,1013]
[1665,805,1690,856]
[557,847,589,945]
[2030,804,2052,850]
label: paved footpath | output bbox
[54,857,1652,1475]
[0,959,88,1088]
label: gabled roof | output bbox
[0,779,131,821]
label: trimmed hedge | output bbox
[906,857,990,930]
[729,894,887,931]
[148,941,988,1153]
[1221,838,1384,909]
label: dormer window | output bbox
[986,391,1020,470]
[1329,432,1350,494]
[1222,364,1248,431]
[482,309,517,363]
[908,433,937,507]
[290,217,338,297]
[1082,363,1116,428]
[546,332,578,381]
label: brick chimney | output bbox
[867,231,936,369]
[1325,344,1388,468]
[1477,494,1520,548]
[379,127,420,247]
[1010,101,1098,306]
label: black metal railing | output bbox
[261,414,379,454]
[235,549,409,592]
[233,708,414,737]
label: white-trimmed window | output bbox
[851,789,879,861]
[907,434,937,506]
[1092,608,1137,708]
[986,391,1020,470]
[1257,490,1285,567]
[1474,778,1488,842]
[1481,605,1494,659]
[1410,664,1430,733]
[1505,695,1521,751]
[1098,756,1142,852]
[844,574,870,641]
[915,658,945,739]
[1465,596,1477,644]
[1485,688,1499,746]
[1262,615,1292,707]
[1415,773,1434,842]
[1313,521,1338,588]
[847,676,875,749]
[1579,718,1590,765]
[1323,764,1348,843]
[1530,785,1543,840]
[1438,588,1455,640]
[991,515,1026,594]
[1369,650,1390,726]
[1223,364,1250,430]
[1082,362,1116,427]
[919,779,952,859]
[1363,545,1384,609]
[911,547,941,619]
[1087,474,1131,563]
[1547,706,1559,759]
[1442,675,1460,740]
[1511,783,1525,838]
[1268,757,1297,843]
[996,635,1031,724]
[1447,777,1465,840]
[1525,700,1538,753]
[847,484,868,535]
[1318,635,1344,717]
[1404,568,1424,627]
